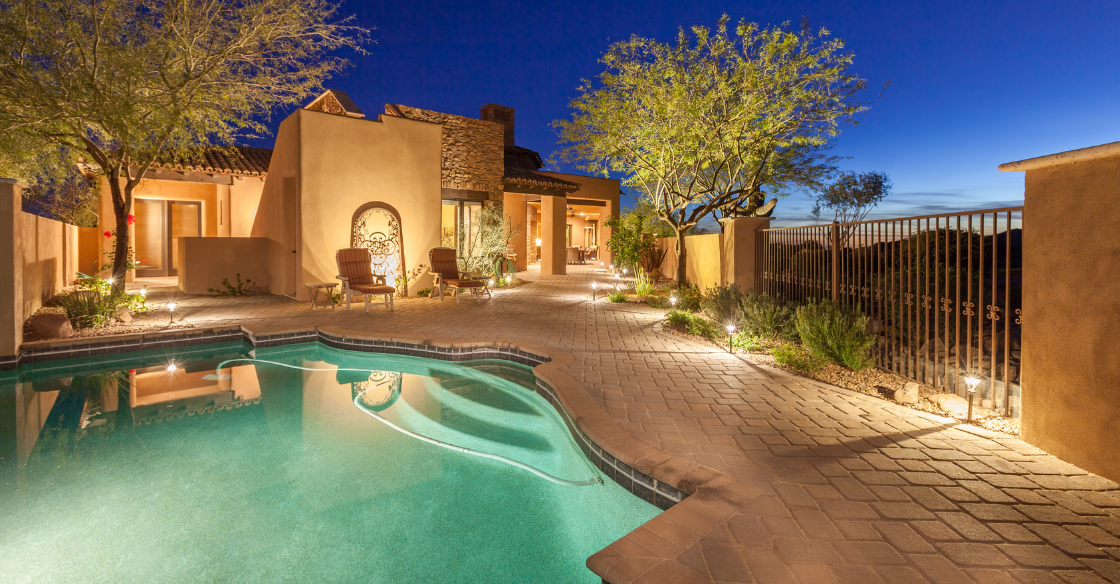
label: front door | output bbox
[134,199,201,277]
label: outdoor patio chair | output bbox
[428,247,491,303]
[566,247,580,264]
[336,248,395,312]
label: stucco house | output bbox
[95,90,619,300]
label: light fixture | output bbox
[670,296,677,307]
[600,262,604,268]
[138,287,147,298]
[726,324,736,353]
[535,238,542,246]
[622,268,628,275]
[489,279,496,287]
[591,281,597,300]
[167,301,177,324]
[965,376,981,422]
[106,277,114,285]
[167,363,178,373]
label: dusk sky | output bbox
[254,0,1120,228]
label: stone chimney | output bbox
[480,104,514,148]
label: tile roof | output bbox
[503,168,581,192]
[151,146,272,177]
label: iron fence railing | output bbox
[756,207,1023,417]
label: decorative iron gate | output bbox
[352,203,405,290]
[756,207,1023,417]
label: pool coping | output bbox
[11,324,753,584]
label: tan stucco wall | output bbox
[1,181,80,355]
[503,193,528,271]
[295,109,442,299]
[721,217,772,292]
[230,177,265,238]
[177,237,269,295]
[540,195,567,275]
[252,113,302,295]
[659,234,724,291]
[1019,156,1120,483]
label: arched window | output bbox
[351,202,405,288]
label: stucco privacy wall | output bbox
[296,109,442,300]
[177,237,268,295]
[391,105,504,201]
[0,180,80,356]
[658,233,723,290]
[251,111,302,296]
[229,177,265,238]
[1013,154,1120,483]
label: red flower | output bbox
[104,231,112,238]
[127,214,135,225]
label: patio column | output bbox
[503,192,527,271]
[540,194,566,275]
[719,216,773,292]
[600,197,615,267]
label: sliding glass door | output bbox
[134,199,201,277]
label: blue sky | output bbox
[258,0,1120,228]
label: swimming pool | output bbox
[0,342,659,583]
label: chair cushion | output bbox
[337,248,375,286]
[445,279,484,288]
[351,284,395,294]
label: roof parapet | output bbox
[999,141,1120,172]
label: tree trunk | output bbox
[106,170,131,295]
[674,229,688,287]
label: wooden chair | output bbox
[428,247,490,303]
[336,248,395,312]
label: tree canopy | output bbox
[810,170,893,228]
[0,0,368,288]
[553,15,868,285]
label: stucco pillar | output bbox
[0,179,23,357]
[503,193,527,271]
[600,198,615,267]
[719,217,773,292]
[540,194,566,275]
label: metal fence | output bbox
[756,207,1023,417]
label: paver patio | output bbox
[155,264,1120,584]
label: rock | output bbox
[928,393,970,417]
[115,307,132,323]
[894,382,921,404]
[29,314,73,339]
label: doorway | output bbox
[134,199,201,277]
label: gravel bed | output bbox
[23,307,195,342]
[660,324,1021,438]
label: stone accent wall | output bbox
[527,204,538,263]
[391,105,504,201]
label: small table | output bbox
[305,282,337,310]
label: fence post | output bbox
[0,179,23,358]
[719,216,773,293]
[830,221,840,302]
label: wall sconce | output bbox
[535,238,542,246]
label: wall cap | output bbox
[998,140,1120,172]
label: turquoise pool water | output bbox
[0,342,658,583]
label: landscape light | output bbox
[726,324,736,354]
[167,301,177,324]
[591,281,597,300]
[965,376,981,422]
[138,287,147,298]
[167,363,178,373]
[600,262,604,267]
[106,277,114,285]
[670,296,677,307]
[489,279,496,287]
[622,268,628,275]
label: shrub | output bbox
[771,344,829,372]
[736,292,797,341]
[663,309,719,339]
[670,283,702,312]
[607,289,627,303]
[732,333,773,352]
[57,289,125,328]
[701,284,743,327]
[634,268,655,297]
[664,308,691,328]
[208,273,256,296]
[644,295,669,308]
[794,300,876,371]
[416,288,432,298]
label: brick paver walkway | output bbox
[159,265,1120,584]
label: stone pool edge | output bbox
[12,324,753,584]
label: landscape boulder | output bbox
[29,314,73,339]
[894,382,921,404]
[115,307,133,323]
[928,393,970,417]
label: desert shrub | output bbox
[664,308,690,328]
[416,288,432,298]
[794,300,876,371]
[771,344,829,372]
[732,333,773,352]
[663,309,719,339]
[57,289,125,328]
[634,269,655,297]
[644,295,669,308]
[736,292,797,341]
[607,289,627,303]
[670,283,702,312]
[701,284,743,327]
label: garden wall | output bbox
[1,180,81,356]
[657,233,723,290]
[178,237,269,295]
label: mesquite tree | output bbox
[0,0,368,291]
[554,16,868,286]
[810,170,893,242]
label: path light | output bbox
[622,268,628,276]
[670,296,677,307]
[167,301,177,324]
[138,287,147,298]
[489,278,496,287]
[591,281,597,300]
[167,362,178,373]
[726,324,736,354]
[965,376,981,422]
[106,277,114,286]
[600,261,604,268]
